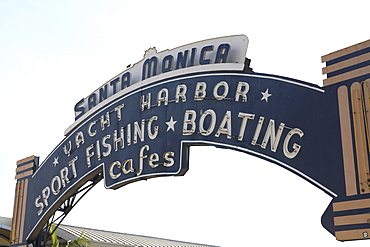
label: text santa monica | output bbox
[73,35,248,123]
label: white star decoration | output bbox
[166,116,177,132]
[53,156,59,167]
[261,88,272,102]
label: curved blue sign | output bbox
[11,35,370,245]
[24,71,343,242]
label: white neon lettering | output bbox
[283,128,304,159]
[183,110,196,135]
[199,109,216,136]
[75,131,85,148]
[194,82,207,100]
[261,120,285,152]
[175,84,187,103]
[140,93,151,111]
[147,116,159,140]
[237,112,255,141]
[235,81,249,102]
[88,121,97,137]
[157,88,169,106]
[215,110,232,138]
[138,145,149,176]
[109,161,121,179]
[252,116,264,145]
[213,81,229,100]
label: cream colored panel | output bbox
[337,86,357,195]
[324,65,370,86]
[351,82,370,193]
[322,39,370,63]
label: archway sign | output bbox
[11,35,370,246]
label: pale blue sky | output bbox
[1,1,369,246]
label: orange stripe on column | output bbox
[338,85,357,196]
[351,82,370,193]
